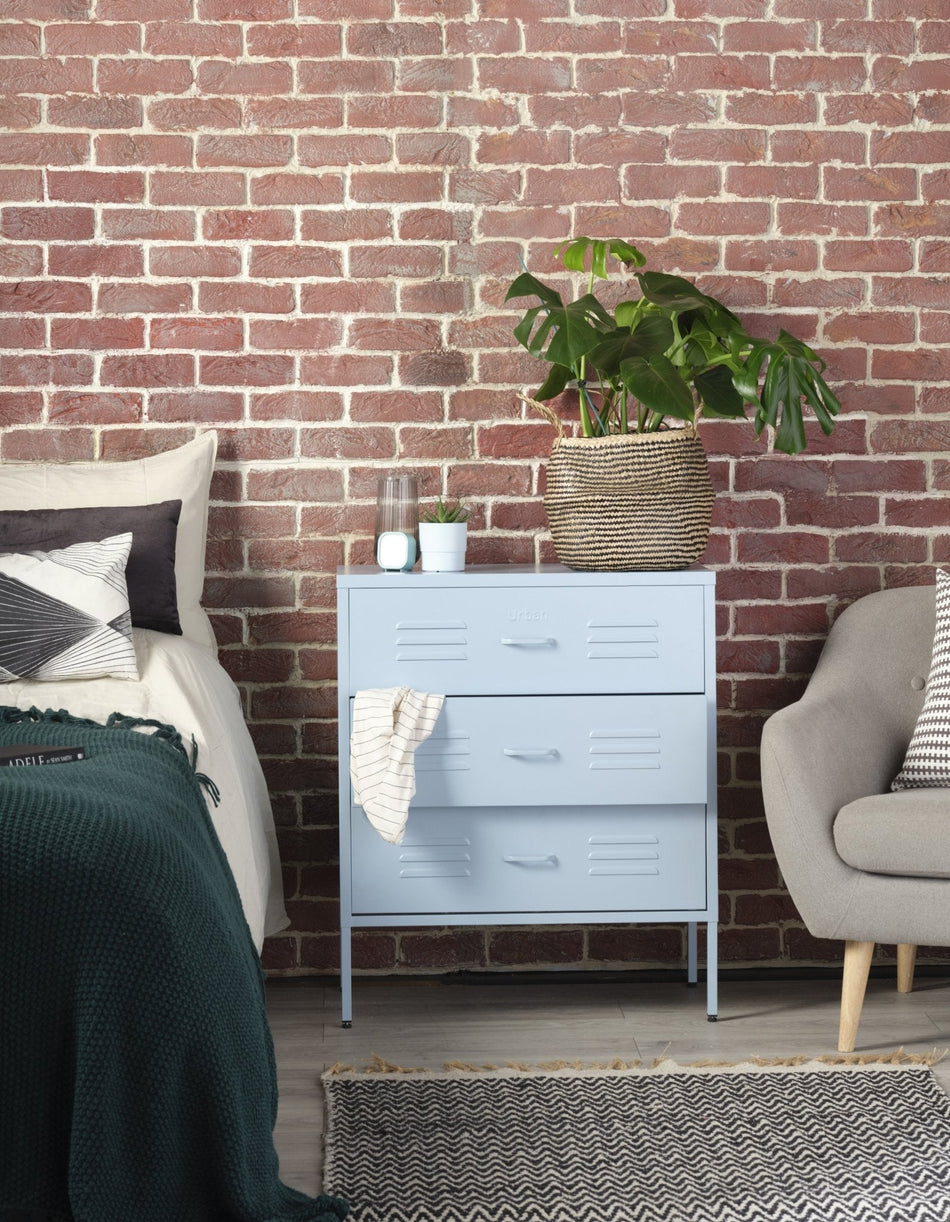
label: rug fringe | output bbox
[323,1046,946,1078]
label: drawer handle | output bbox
[503,747,559,759]
[499,636,556,647]
[503,854,558,866]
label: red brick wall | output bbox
[2,1,949,977]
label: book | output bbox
[0,744,86,767]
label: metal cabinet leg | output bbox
[687,921,698,987]
[706,921,718,1021]
[340,925,353,1027]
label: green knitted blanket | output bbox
[0,707,348,1222]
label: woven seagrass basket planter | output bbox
[543,426,714,572]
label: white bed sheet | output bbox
[1,630,288,951]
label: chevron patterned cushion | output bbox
[893,569,950,790]
[0,534,138,682]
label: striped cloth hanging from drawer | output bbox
[350,687,445,844]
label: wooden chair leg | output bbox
[897,943,917,994]
[839,940,875,1053]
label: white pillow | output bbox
[0,533,138,682]
[0,433,217,654]
[893,569,950,790]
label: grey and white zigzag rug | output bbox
[322,1058,950,1222]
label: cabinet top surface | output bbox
[337,563,715,589]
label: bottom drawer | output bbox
[349,804,707,916]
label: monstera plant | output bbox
[505,237,841,455]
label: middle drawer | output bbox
[352,694,708,808]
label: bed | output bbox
[0,434,347,1221]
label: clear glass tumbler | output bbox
[374,473,419,551]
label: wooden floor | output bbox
[266,969,950,1197]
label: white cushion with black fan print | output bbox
[0,533,139,682]
[893,569,950,790]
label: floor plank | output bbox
[266,972,950,1198]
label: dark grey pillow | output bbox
[0,501,182,635]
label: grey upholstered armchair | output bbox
[760,583,950,1052]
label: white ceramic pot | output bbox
[419,521,467,572]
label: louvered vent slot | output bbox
[415,732,472,772]
[586,616,659,660]
[588,727,661,770]
[399,834,472,879]
[587,833,660,877]
[394,619,469,663]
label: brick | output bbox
[346,20,441,55]
[147,398,243,427]
[0,22,41,54]
[250,173,343,207]
[1,353,93,386]
[101,208,196,241]
[725,240,818,273]
[672,53,770,91]
[825,92,913,127]
[198,0,292,16]
[249,318,343,351]
[824,311,915,345]
[2,428,95,462]
[771,130,865,167]
[199,281,295,315]
[400,350,471,386]
[777,202,868,237]
[151,172,246,207]
[97,57,193,95]
[249,245,343,280]
[149,245,241,278]
[98,0,191,16]
[445,18,519,55]
[300,353,393,386]
[349,170,442,205]
[95,134,193,167]
[398,56,473,92]
[0,95,40,130]
[0,279,91,313]
[197,135,293,169]
[773,54,869,92]
[873,55,950,92]
[145,20,242,56]
[1,55,92,94]
[348,243,442,278]
[246,22,341,56]
[834,532,929,564]
[97,281,192,314]
[0,243,41,276]
[0,135,90,173]
[48,392,142,423]
[298,59,393,94]
[200,353,295,387]
[480,55,571,93]
[298,135,391,169]
[198,60,292,95]
[876,203,950,242]
[147,97,242,130]
[150,316,243,351]
[51,317,144,349]
[203,210,294,241]
[101,353,195,387]
[347,94,443,130]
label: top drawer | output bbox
[344,582,706,696]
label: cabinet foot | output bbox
[707,1014,718,1022]
[342,1020,352,1028]
[686,981,697,989]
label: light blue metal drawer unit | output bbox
[336,564,718,1025]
